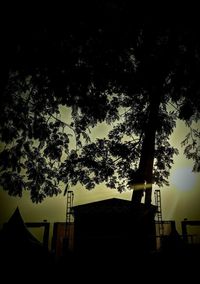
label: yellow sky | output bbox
[0,118,200,243]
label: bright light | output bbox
[170,167,196,191]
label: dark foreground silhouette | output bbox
[52,242,199,282]
[0,207,199,282]
[0,232,199,282]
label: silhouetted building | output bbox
[51,222,74,260]
[73,198,157,258]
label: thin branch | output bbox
[167,101,180,112]
[119,107,132,117]
[50,114,75,132]
[112,139,141,164]
[113,156,122,164]
[189,126,199,148]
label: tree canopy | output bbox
[1,1,200,203]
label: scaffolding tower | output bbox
[154,189,164,236]
[66,190,74,224]
[63,190,74,253]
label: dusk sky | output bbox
[0,116,200,243]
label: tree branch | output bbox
[50,114,78,151]
[119,107,132,117]
[50,114,75,132]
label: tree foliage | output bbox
[0,1,200,202]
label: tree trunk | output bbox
[131,90,161,206]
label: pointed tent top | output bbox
[7,206,25,228]
[1,207,42,245]
[0,208,50,273]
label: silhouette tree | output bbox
[0,1,200,204]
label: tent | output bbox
[0,207,51,278]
